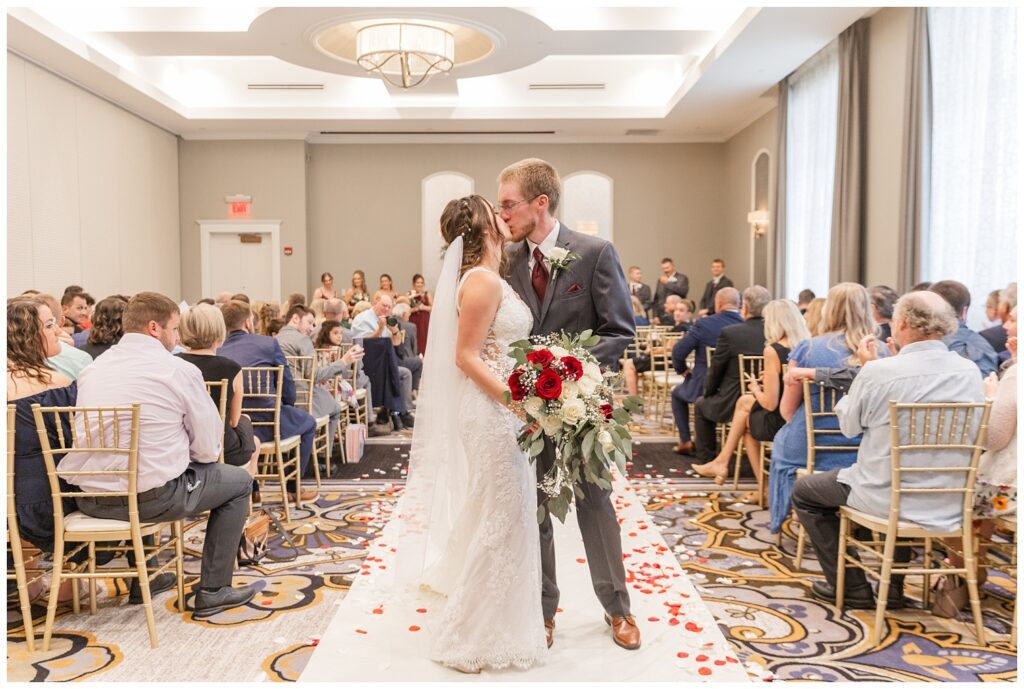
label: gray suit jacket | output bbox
[506,224,635,369]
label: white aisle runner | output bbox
[301,472,748,682]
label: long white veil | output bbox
[393,235,469,595]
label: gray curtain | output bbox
[898,8,932,292]
[771,78,789,298]
[830,19,869,284]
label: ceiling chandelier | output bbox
[356,22,455,89]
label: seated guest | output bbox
[668,287,743,453]
[283,293,305,312]
[930,280,998,377]
[631,296,650,326]
[690,299,809,494]
[217,300,318,502]
[980,282,1015,355]
[627,266,653,319]
[314,319,344,351]
[79,295,128,360]
[692,286,771,461]
[256,301,280,336]
[803,297,826,335]
[654,257,689,323]
[975,306,1017,519]
[672,300,695,333]
[344,270,371,308]
[797,289,816,314]
[230,293,250,304]
[313,320,388,437]
[60,289,89,336]
[767,283,883,534]
[911,280,933,292]
[266,318,285,338]
[176,304,260,476]
[276,304,369,444]
[792,291,982,608]
[869,285,899,342]
[308,298,326,326]
[698,258,734,316]
[653,294,683,328]
[37,294,92,380]
[350,293,415,430]
[622,297,694,395]
[392,303,423,392]
[313,271,338,301]
[7,297,78,555]
[196,298,216,306]
[981,289,1002,330]
[61,292,258,617]
[214,291,234,306]
[407,274,432,356]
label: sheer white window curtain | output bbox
[924,7,1018,329]
[784,41,840,300]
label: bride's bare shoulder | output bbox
[458,268,502,304]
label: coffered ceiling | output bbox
[7,5,873,142]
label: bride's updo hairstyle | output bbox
[439,194,509,276]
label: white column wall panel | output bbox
[25,61,82,295]
[7,55,35,296]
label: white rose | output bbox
[540,412,564,436]
[598,429,616,453]
[583,361,603,383]
[559,379,579,402]
[547,247,569,262]
[524,396,544,417]
[549,345,569,359]
[561,398,587,425]
[577,375,598,397]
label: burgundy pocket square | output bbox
[566,282,584,294]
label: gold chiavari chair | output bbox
[728,354,765,490]
[31,403,186,650]
[836,400,992,644]
[315,346,348,471]
[204,379,229,463]
[285,355,327,489]
[241,366,303,523]
[978,517,1017,647]
[338,342,371,428]
[7,405,48,652]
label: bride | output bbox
[394,195,547,673]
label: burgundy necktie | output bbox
[531,247,549,303]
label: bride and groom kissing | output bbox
[394,158,640,673]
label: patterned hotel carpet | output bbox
[6,442,1017,682]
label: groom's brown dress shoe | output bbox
[604,613,641,650]
[544,618,555,648]
[673,441,695,455]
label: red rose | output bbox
[527,349,555,368]
[600,404,614,419]
[560,356,584,381]
[534,368,563,401]
[508,370,528,401]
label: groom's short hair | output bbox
[498,158,561,214]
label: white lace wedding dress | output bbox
[424,267,547,671]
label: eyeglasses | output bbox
[496,195,540,212]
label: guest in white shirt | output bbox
[349,292,416,427]
[63,292,258,618]
[792,290,983,609]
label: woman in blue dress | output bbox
[768,283,887,534]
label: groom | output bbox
[499,158,640,650]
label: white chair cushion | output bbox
[64,511,157,533]
[259,435,302,453]
[315,415,330,427]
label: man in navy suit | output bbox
[217,300,317,501]
[670,288,743,454]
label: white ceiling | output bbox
[7,5,873,143]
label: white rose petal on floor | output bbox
[301,469,749,682]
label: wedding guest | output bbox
[80,295,128,360]
[980,282,1015,355]
[672,300,694,333]
[627,266,653,318]
[176,304,260,476]
[930,280,998,377]
[344,270,370,308]
[407,274,432,356]
[313,271,338,301]
[37,294,93,380]
[981,289,1003,330]
[975,306,1016,519]
[803,297,826,336]
[698,259,735,316]
[869,285,899,342]
[631,296,650,326]
[60,290,89,336]
[379,274,399,302]
[767,283,882,534]
[792,291,980,609]
[797,289,816,315]
[653,257,689,323]
[308,298,326,326]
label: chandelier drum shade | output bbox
[356,23,455,88]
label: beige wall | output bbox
[177,140,309,302]
[722,108,779,292]
[864,7,912,288]
[307,143,730,298]
[7,53,180,299]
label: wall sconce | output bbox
[747,209,769,238]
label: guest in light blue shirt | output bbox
[791,291,984,605]
[931,280,998,377]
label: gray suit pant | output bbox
[76,462,252,589]
[536,444,630,620]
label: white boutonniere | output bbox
[545,247,579,274]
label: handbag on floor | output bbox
[931,574,968,618]
[346,423,367,462]
[237,508,272,566]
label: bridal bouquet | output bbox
[503,330,642,523]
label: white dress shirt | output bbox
[62,333,223,494]
[527,222,561,272]
[350,308,382,339]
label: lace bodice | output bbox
[458,268,534,379]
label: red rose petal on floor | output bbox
[355,629,368,634]
[668,618,680,626]
[311,639,320,646]
[715,660,726,666]
[676,652,689,658]
[696,654,709,662]
[576,558,586,563]
[261,600,272,606]
[698,667,712,676]
[360,571,370,575]
[628,532,638,537]
[416,608,427,613]
[726,657,738,663]
[685,622,703,633]
[372,608,383,614]
[408,625,421,632]
[556,607,564,613]
[647,617,660,622]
